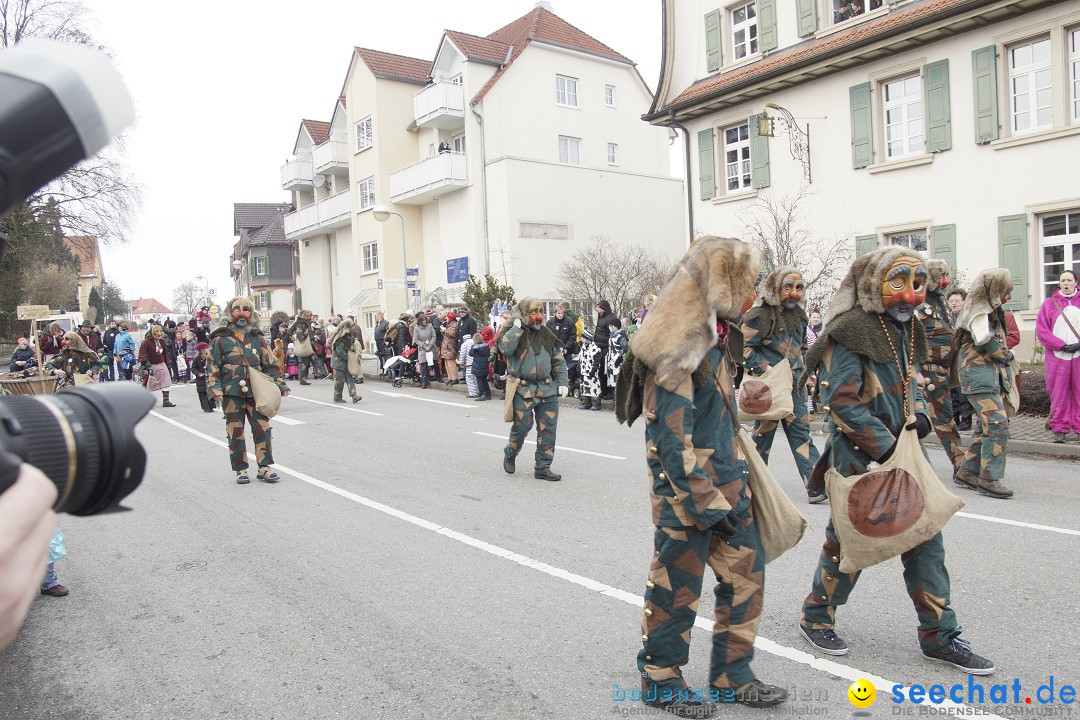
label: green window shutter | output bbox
[249,256,255,279]
[758,0,778,53]
[749,113,771,189]
[929,224,957,270]
[923,59,952,153]
[972,46,1000,144]
[998,214,1029,310]
[796,0,818,38]
[705,10,722,72]
[698,128,716,201]
[849,82,873,169]
[263,254,270,276]
[293,253,300,277]
[855,234,878,256]
[295,288,303,313]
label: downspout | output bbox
[669,111,694,242]
[326,233,335,315]
[470,101,491,275]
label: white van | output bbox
[31,311,86,337]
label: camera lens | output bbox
[0,383,154,515]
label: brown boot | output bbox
[977,478,1013,498]
[953,468,979,491]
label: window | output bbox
[1009,36,1052,134]
[450,74,463,86]
[254,290,270,310]
[722,123,751,192]
[453,133,466,153]
[355,116,373,151]
[358,176,375,210]
[1040,211,1080,300]
[1070,28,1080,122]
[556,75,578,107]
[558,135,581,165]
[731,2,758,61]
[883,74,924,159]
[888,231,929,257]
[605,84,616,107]
[364,311,377,331]
[607,143,618,165]
[362,241,379,273]
[255,256,267,276]
[832,0,884,24]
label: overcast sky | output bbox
[81,0,665,313]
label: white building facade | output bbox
[647,0,1080,354]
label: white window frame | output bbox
[607,143,618,165]
[558,135,581,165]
[358,176,375,211]
[1039,210,1080,301]
[604,84,616,107]
[254,256,267,276]
[362,241,379,274]
[355,116,373,152]
[730,1,759,61]
[1070,28,1080,123]
[721,122,752,194]
[453,133,466,153]
[887,230,929,258]
[1008,36,1053,135]
[364,311,377,332]
[555,74,579,108]
[829,0,887,27]
[882,73,925,160]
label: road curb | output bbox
[808,421,1080,459]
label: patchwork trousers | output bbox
[504,393,559,470]
[753,389,820,494]
[924,363,964,470]
[961,390,1009,481]
[222,395,274,472]
[333,369,357,400]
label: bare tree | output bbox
[21,264,77,310]
[172,281,201,316]
[555,236,669,322]
[736,186,853,312]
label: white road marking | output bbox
[371,388,474,409]
[473,431,626,460]
[955,511,1080,537]
[273,415,305,426]
[287,395,383,416]
[148,410,1003,719]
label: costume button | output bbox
[645,580,655,590]
[645,655,652,661]
[826,576,832,582]
[853,445,860,451]
[642,634,649,642]
[820,380,830,389]
[646,412,658,423]
[822,405,831,413]
[644,608,653,616]
[647,445,659,457]
[831,556,839,563]
[820,594,828,600]
[658,472,667,481]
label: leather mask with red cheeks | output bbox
[780,272,805,309]
[528,302,545,329]
[938,272,951,291]
[231,302,253,326]
[881,257,928,323]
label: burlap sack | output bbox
[825,419,963,573]
[502,376,520,422]
[248,366,281,418]
[738,361,795,423]
[293,336,314,358]
[1004,359,1020,417]
[735,426,807,563]
[347,341,363,377]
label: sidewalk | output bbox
[358,356,1080,459]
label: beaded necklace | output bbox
[879,315,915,417]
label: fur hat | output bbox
[926,259,950,290]
[210,297,262,338]
[297,309,313,321]
[630,236,761,391]
[825,245,924,325]
[755,265,802,307]
[329,318,354,348]
[956,268,1013,345]
[507,297,540,326]
[61,331,94,357]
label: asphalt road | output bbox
[1,376,1077,720]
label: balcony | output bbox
[413,81,465,130]
[281,158,313,191]
[389,152,468,205]
[283,190,351,240]
[312,138,349,176]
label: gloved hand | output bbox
[557,386,569,397]
[908,414,932,439]
[513,319,521,329]
[1063,342,1080,353]
[710,513,739,539]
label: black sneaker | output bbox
[733,680,788,708]
[807,491,827,504]
[799,625,849,656]
[922,637,995,675]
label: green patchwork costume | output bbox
[330,322,361,402]
[918,261,965,471]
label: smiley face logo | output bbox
[848,678,876,708]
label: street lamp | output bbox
[372,203,411,312]
[194,274,210,308]
[231,259,244,298]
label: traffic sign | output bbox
[406,267,419,289]
[446,257,469,284]
[382,279,406,289]
[411,289,421,297]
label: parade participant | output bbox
[798,246,994,675]
[46,332,98,391]
[577,329,602,410]
[605,317,628,389]
[208,297,289,484]
[954,269,1016,499]
[591,299,618,404]
[329,319,362,403]
[917,260,965,472]
[39,322,64,365]
[8,338,36,373]
[620,236,786,715]
[287,309,319,385]
[1036,270,1080,441]
[742,266,823,503]
[137,324,175,407]
[498,298,569,481]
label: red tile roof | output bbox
[653,0,989,119]
[127,298,173,316]
[444,30,510,65]
[301,120,330,145]
[355,47,431,85]
[63,236,101,277]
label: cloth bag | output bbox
[248,366,281,418]
[738,361,795,423]
[502,376,520,422]
[1004,359,1021,417]
[293,336,314,358]
[347,341,363,377]
[825,417,964,573]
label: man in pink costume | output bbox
[1036,270,1080,441]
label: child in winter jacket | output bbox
[469,333,491,401]
[285,344,299,380]
[191,342,215,412]
[458,332,476,397]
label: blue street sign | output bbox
[406,266,419,289]
[411,289,421,297]
[446,256,469,284]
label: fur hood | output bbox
[630,235,760,391]
[501,296,562,355]
[329,319,355,349]
[297,309,313,321]
[209,297,264,340]
[755,265,802,307]
[60,331,96,359]
[926,259,949,292]
[826,245,924,324]
[956,268,1013,345]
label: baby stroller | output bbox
[383,347,421,388]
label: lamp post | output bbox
[194,274,210,309]
[231,259,244,298]
[372,203,410,312]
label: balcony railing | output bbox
[389,151,468,205]
[284,190,351,239]
[312,138,349,176]
[413,81,465,129]
[281,158,313,190]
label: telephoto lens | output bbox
[0,383,155,515]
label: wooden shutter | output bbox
[855,234,878,256]
[849,82,873,169]
[923,60,952,153]
[263,254,269,277]
[705,10,722,73]
[929,224,957,270]
[293,253,300,277]
[750,113,771,189]
[758,0,778,53]
[698,128,716,201]
[796,0,818,38]
[249,256,255,279]
[998,214,1029,310]
[972,46,1000,144]
[295,288,303,313]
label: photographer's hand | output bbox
[0,465,57,650]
